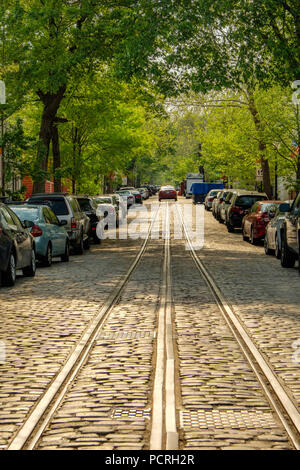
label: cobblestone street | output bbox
[0,198,299,450]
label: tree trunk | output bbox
[33,85,66,193]
[72,126,78,194]
[246,90,272,198]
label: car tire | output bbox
[61,241,70,262]
[83,236,90,250]
[23,249,36,277]
[275,235,281,260]
[226,222,234,233]
[2,252,17,286]
[76,234,84,255]
[280,232,296,268]
[264,235,272,255]
[43,244,52,267]
[93,235,101,245]
[250,227,257,245]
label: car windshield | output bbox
[260,202,282,212]
[28,198,69,215]
[10,207,40,222]
[117,191,130,196]
[236,195,268,207]
[95,197,112,204]
[209,191,219,197]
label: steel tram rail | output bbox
[175,202,300,450]
[7,205,161,450]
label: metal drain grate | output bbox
[180,409,277,430]
[111,408,151,420]
[97,330,155,340]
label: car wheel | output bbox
[93,234,101,245]
[83,236,90,250]
[226,222,234,233]
[264,235,272,255]
[2,252,17,286]
[250,227,257,245]
[275,235,281,259]
[43,244,52,267]
[281,232,296,268]
[23,249,36,277]
[76,235,84,255]
[61,241,70,262]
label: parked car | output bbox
[213,190,231,221]
[75,196,104,245]
[115,190,135,208]
[0,203,36,286]
[138,186,150,199]
[27,193,89,254]
[158,186,177,201]
[279,194,300,271]
[137,188,148,200]
[242,201,283,245]
[9,204,70,265]
[219,191,237,223]
[225,190,268,233]
[204,190,220,211]
[114,194,127,219]
[131,190,143,204]
[264,201,293,258]
[93,196,119,228]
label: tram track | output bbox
[175,202,300,450]
[7,205,161,450]
[4,199,300,450]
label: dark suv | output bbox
[75,195,104,244]
[27,193,89,254]
[279,194,300,272]
[225,190,268,232]
[0,203,36,286]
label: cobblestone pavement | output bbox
[0,198,298,450]
[35,236,164,450]
[196,203,300,411]
[0,217,145,449]
[171,234,292,450]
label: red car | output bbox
[242,201,283,244]
[158,186,177,201]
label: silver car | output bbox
[204,190,220,211]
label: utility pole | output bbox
[0,80,5,196]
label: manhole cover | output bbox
[111,408,151,420]
[180,409,277,429]
[97,330,155,340]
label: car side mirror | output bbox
[269,211,276,219]
[244,209,250,215]
[23,220,34,229]
[59,220,68,226]
[279,203,291,213]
